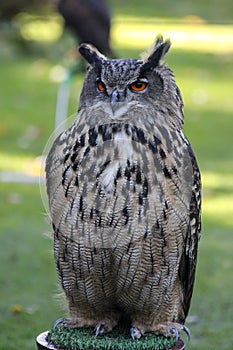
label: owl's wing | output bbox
[45,130,73,225]
[179,143,201,321]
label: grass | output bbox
[46,325,176,350]
[0,182,61,348]
[0,2,233,350]
[108,0,233,23]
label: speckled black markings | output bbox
[46,37,201,340]
[163,166,172,179]
[88,128,98,146]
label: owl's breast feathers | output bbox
[46,121,201,322]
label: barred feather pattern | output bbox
[45,38,201,338]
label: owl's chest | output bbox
[65,126,149,189]
[60,124,191,241]
[63,131,146,218]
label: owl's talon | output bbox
[181,324,191,341]
[52,317,68,329]
[95,323,104,336]
[170,327,179,341]
[95,322,114,336]
[130,326,142,340]
[170,324,190,341]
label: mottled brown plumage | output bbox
[46,36,201,340]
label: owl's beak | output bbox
[110,89,127,119]
[111,89,121,104]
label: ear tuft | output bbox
[78,44,107,69]
[140,35,171,74]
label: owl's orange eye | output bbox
[129,79,148,92]
[96,79,106,92]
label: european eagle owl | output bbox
[46,36,201,340]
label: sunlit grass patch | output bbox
[14,13,233,54]
[201,171,233,228]
[203,193,233,228]
[0,153,34,173]
[15,13,64,42]
[112,16,233,53]
[202,172,233,192]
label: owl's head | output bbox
[78,36,183,129]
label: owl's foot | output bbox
[53,317,68,329]
[52,316,99,329]
[95,320,116,336]
[52,316,119,336]
[130,322,190,341]
[130,326,142,340]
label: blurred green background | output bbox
[0,1,232,349]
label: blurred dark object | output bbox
[56,0,113,56]
[0,0,48,20]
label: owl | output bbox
[45,36,201,341]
